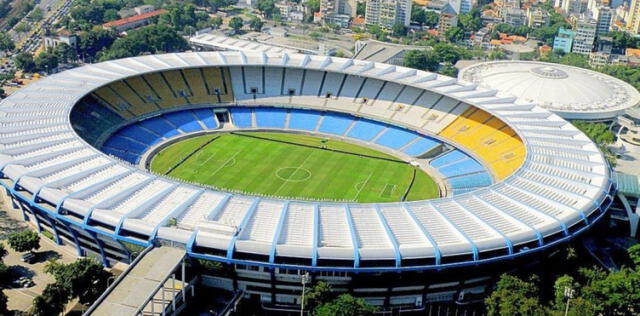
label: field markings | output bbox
[353,172,374,201]
[272,150,315,196]
[204,150,241,177]
[380,183,397,198]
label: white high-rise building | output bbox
[562,0,585,15]
[572,18,597,54]
[365,0,412,27]
[629,0,640,34]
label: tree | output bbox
[488,48,506,60]
[0,262,12,287]
[411,4,426,26]
[304,281,335,312]
[357,1,365,16]
[228,16,244,33]
[305,0,320,14]
[211,16,223,29]
[46,258,111,305]
[314,294,377,316]
[53,43,76,64]
[14,22,31,33]
[403,50,439,71]
[309,32,322,41]
[571,121,615,145]
[0,290,7,315]
[250,17,264,32]
[581,268,640,315]
[608,31,640,52]
[256,0,278,18]
[0,244,6,259]
[553,275,577,309]
[438,63,458,77]
[458,8,482,32]
[629,244,640,268]
[424,11,439,28]
[99,25,188,61]
[391,23,407,37]
[78,28,117,61]
[28,7,44,21]
[0,33,15,51]
[432,43,470,64]
[444,26,464,43]
[485,274,545,316]
[30,283,69,316]
[103,8,120,21]
[35,50,59,73]
[7,230,40,253]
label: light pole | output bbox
[300,272,310,316]
[563,286,575,316]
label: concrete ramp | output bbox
[89,247,186,316]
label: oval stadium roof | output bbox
[0,52,614,272]
[458,60,640,120]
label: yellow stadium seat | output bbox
[92,87,134,119]
[143,72,187,109]
[182,68,218,105]
[202,67,234,102]
[108,81,158,116]
[439,107,526,180]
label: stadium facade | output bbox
[0,52,615,309]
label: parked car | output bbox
[20,252,36,264]
[13,277,34,288]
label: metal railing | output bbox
[83,244,155,315]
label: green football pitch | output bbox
[149,132,440,203]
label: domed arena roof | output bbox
[459,61,640,120]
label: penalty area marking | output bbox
[380,183,397,198]
[353,172,374,201]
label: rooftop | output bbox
[102,9,168,28]
[459,60,640,119]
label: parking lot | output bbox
[0,207,76,312]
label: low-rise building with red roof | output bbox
[102,9,168,32]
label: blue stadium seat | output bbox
[288,109,320,131]
[70,98,125,145]
[438,159,486,178]
[452,188,475,195]
[448,172,492,189]
[231,108,253,128]
[347,119,386,141]
[374,127,418,149]
[163,111,203,133]
[402,137,441,156]
[192,109,218,129]
[430,150,467,168]
[119,125,162,146]
[103,135,148,154]
[102,147,139,164]
[318,113,353,135]
[255,108,287,128]
[139,117,181,138]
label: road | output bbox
[9,0,74,55]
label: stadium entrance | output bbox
[214,108,230,126]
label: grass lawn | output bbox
[149,132,440,203]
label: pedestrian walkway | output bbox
[88,246,187,316]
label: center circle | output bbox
[275,167,312,182]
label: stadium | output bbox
[0,52,615,309]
